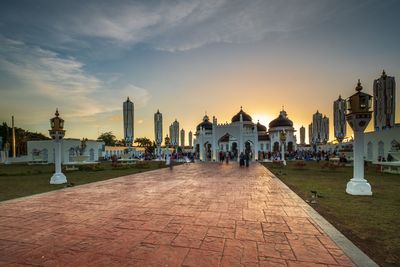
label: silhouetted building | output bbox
[169,120,179,147]
[123,97,134,146]
[310,111,329,144]
[374,70,396,131]
[299,126,305,145]
[334,95,347,142]
[188,131,193,147]
[180,128,185,147]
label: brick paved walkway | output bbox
[0,163,356,266]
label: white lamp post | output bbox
[280,130,287,166]
[345,80,372,195]
[164,135,171,165]
[49,109,67,184]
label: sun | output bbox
[252,114,275,127]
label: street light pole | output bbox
[345,80,372,195]
[280,130,287,166]
[49,109,67,184]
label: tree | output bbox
[0,122,50,155]
[97,131,117,146]
[134,137,156,154]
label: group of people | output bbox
[218,151,232,164]
[239,152,250,167]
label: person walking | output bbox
[239,152,245,167]
[245,152,250,167]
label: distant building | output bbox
[154,110,163,156]
[374,70,396,131]
[188,131,193,147]
[333,95,347,142]
[180,129,185,147]
[123,97,134,146]
[27,139,104,164]
[169,120,179,147]
[308,123,313,145]
[310,111,329,144]
[299,126,305,145]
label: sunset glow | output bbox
[0,1,399,143]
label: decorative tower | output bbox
[170,120,179,149]
[49,109,67,184]
[188,131,193,147]
[308,123,313,145]
[123,97,134,147]
[373,70,396,131]
[346,80,373,196]
[180,128,185,147]
[311,111,329,144]
[334,95,347,142]
[154,110,163,157]
[299,126,305,145]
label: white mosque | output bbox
[193,107,297,161]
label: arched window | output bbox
[367,142,373,161]
[378,141,384,160]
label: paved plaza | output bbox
[0,163,359,266]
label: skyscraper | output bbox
[299,126,305,145]
[169,120,179,147]
[180,129,185,147]
[373,70,396,131]
[321,115,329,143]
[154,110,163,156]
[123,97,134,146]
[308,123,313,145]
[188,131,193,147]
[333,95,347,142]
[310,111,329,144]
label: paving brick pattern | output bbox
[0,163,356,266]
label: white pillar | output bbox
[254,126,259,161]
[281,140,286,165]
[199,128,205,161]
[346,131,372,195]
[50,137,67,184]
[239,122,244,161]
[212,122,217,161]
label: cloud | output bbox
[0,0,352,53]
[0,36,150,122]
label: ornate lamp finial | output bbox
[356,79,363,92]
[382,70,387,78]
[55,108,59,117]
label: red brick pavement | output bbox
[0,163,356,266]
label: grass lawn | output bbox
[262,161,400,267]
[0,161,168,202]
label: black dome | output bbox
[269,110,293,128]
[196,115,213,131]
[232,107,252,122]
[256,121,267,132]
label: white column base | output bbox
[50,173,67,184]
[346,178,372,196]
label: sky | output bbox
[1,0,400,144]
